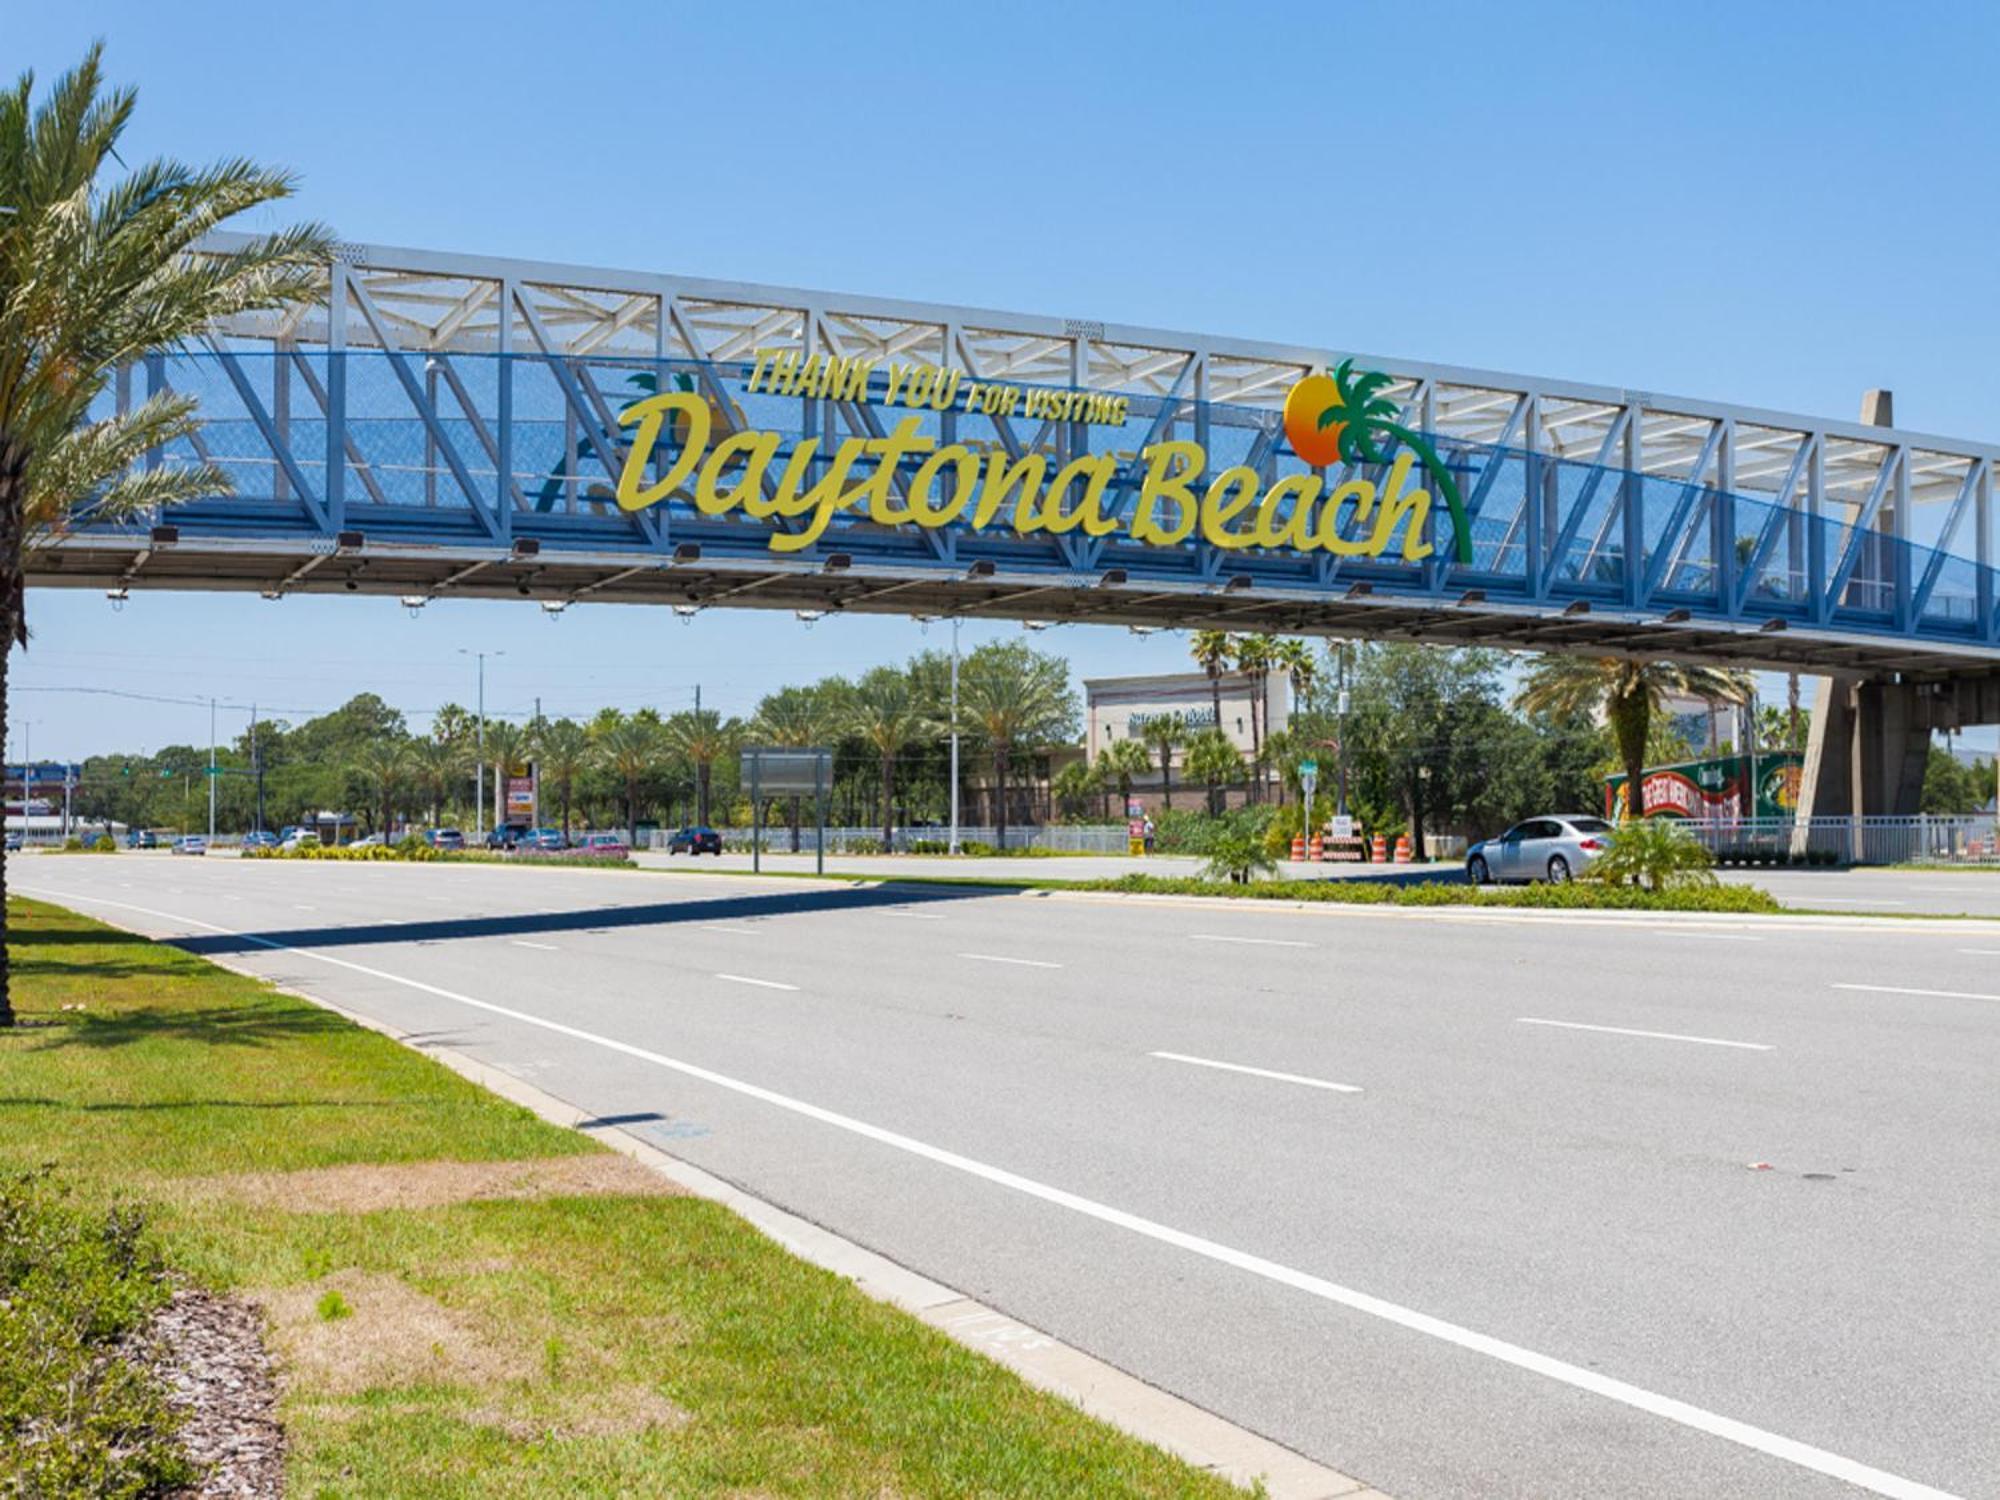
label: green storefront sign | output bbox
[1604,751,1804,820]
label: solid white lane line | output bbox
[1809,897,1908,906]
[959,953,1061,969]
[293,904,317,911]
[704,925,760,936]
[1659,931,1760,942]
[510,940,558,951]
[15,886,1963,1500]
[880,909,945,920]
[1516,1018,1772,1051]
[1955,949,2000,956]
[715,973,799,992]
[1189,934,1314,948]
[1834,982,2000,1004]
[1149,1051,1360,1093]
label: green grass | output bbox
[0,899,1247,1498]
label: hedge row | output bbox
[1084,873,1784,914]
[244,843,631,868]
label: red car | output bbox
[576,832,631,857]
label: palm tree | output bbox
[1233,634,1276,800]
[1098,737,1153,819]
[1051,759,1101,821]
[956,642,1074,846]
[1185,728,1244,816]
[594,716,660,841]
[1275,638,1316,716]
[483,719,529,831]
[350,741,409,838]
[530,718,593,839]
[751,684,839,851]
[0,47,329,1025]
[847,667,929,849]
[407,736,465,827]
[1188,630,1234,735]
[1515,656,1751,819]
[662,708,737,826]
[1301,359,1473,564]
[1140,712,1189,811]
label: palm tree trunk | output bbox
[1209,669,1223,738]
[561,783,572,839]
[0,439,25,1026]
[1158,745,1174,810]
[1610,684,1650,820]
[879,751,894,849]
[993,744,1010,846]
[696,761,710,825]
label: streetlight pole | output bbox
[948,617,962,856]
[207,697,217,841]
[458,650,502,841]
[1335,644,1350,818]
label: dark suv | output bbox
[486,824,530,851]
[666,826,722,855]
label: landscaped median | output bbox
[1079,874,1783,913]
[0,898,1247,1498]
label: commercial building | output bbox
[1085,669,1291,811]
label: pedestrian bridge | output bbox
[30,236,2000,685]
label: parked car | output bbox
[126,828,162,849]
[4,830,21,852]
[522,827,566,851]
[486,824,529,851]
[279,830,320,852]
[242,830,280,851]
[171,835,208,856]
[1465,815,1614,885]
[352,832,390,848]
[426,827,466,852]
[576,832,631,857]
[665,825,723,856]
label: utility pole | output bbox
[207,697,217,841]
[251,704,265,834]
[1335,643,1350,818]
[458,649,502,840]
[949,618,962,855]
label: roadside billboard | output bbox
[1604,752,1803,820]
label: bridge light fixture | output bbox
[795,608,826,626]
[1344,582,1373,600]
[671,543,702,565]
[1457,589,1486,606]
[400,595,428,617]
[1023,620,1050,632]
[672,604,701,623]
[966,559,996,579]
[540,600,568,619]
[1660,608,1691,624]
[1561,599,1591,616]
[1758,617,1788,633]
[260,588,283,601]
[335,529,365,553]
[1128,625,1158,637]
[822,552,852,573]
[511,537,541,560]
[1222,573,1252,592]
[1097,568,1128,588]
[105,586,128,611]
[149,524,179,547]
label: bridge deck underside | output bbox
[31,535,1984,678]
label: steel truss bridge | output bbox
[29,236,2000,683]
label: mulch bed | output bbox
[142,1288,285,1498]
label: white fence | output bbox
[677,824,1133,855]
[1675,816,2000,866]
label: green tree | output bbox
[956,641,1076,844]
[1184,727,1243,816]
[407,737,465,827]
[1051,759,1101,821]
[593,716,660,840]
[1921,746,1988,814]
[1515,656,1750,821]
[1097,737,1152,819]
[1140,712,1188,812]
[350,741,409,838]
[0,49,328,1023]
[1232,634,1276,798]
[530,719,593,838]
[1188,630,1234,737]
[662,708,738,827]
[483,719,530,830]
[847,667,930,848]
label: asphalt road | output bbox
[642,847,2000,918]
[18,856,1999,1500]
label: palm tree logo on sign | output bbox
[1282,360,1473,565]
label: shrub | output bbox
[1084,872,1781,914]
[1587,818,1715,892]
[0,1172,193,1496]
[1200,828,1278,884]
[960,840,996,857]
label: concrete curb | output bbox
[176,950,1381,1500]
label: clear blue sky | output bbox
[9,1,2000,759]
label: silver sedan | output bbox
[1466,814,1614,885]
